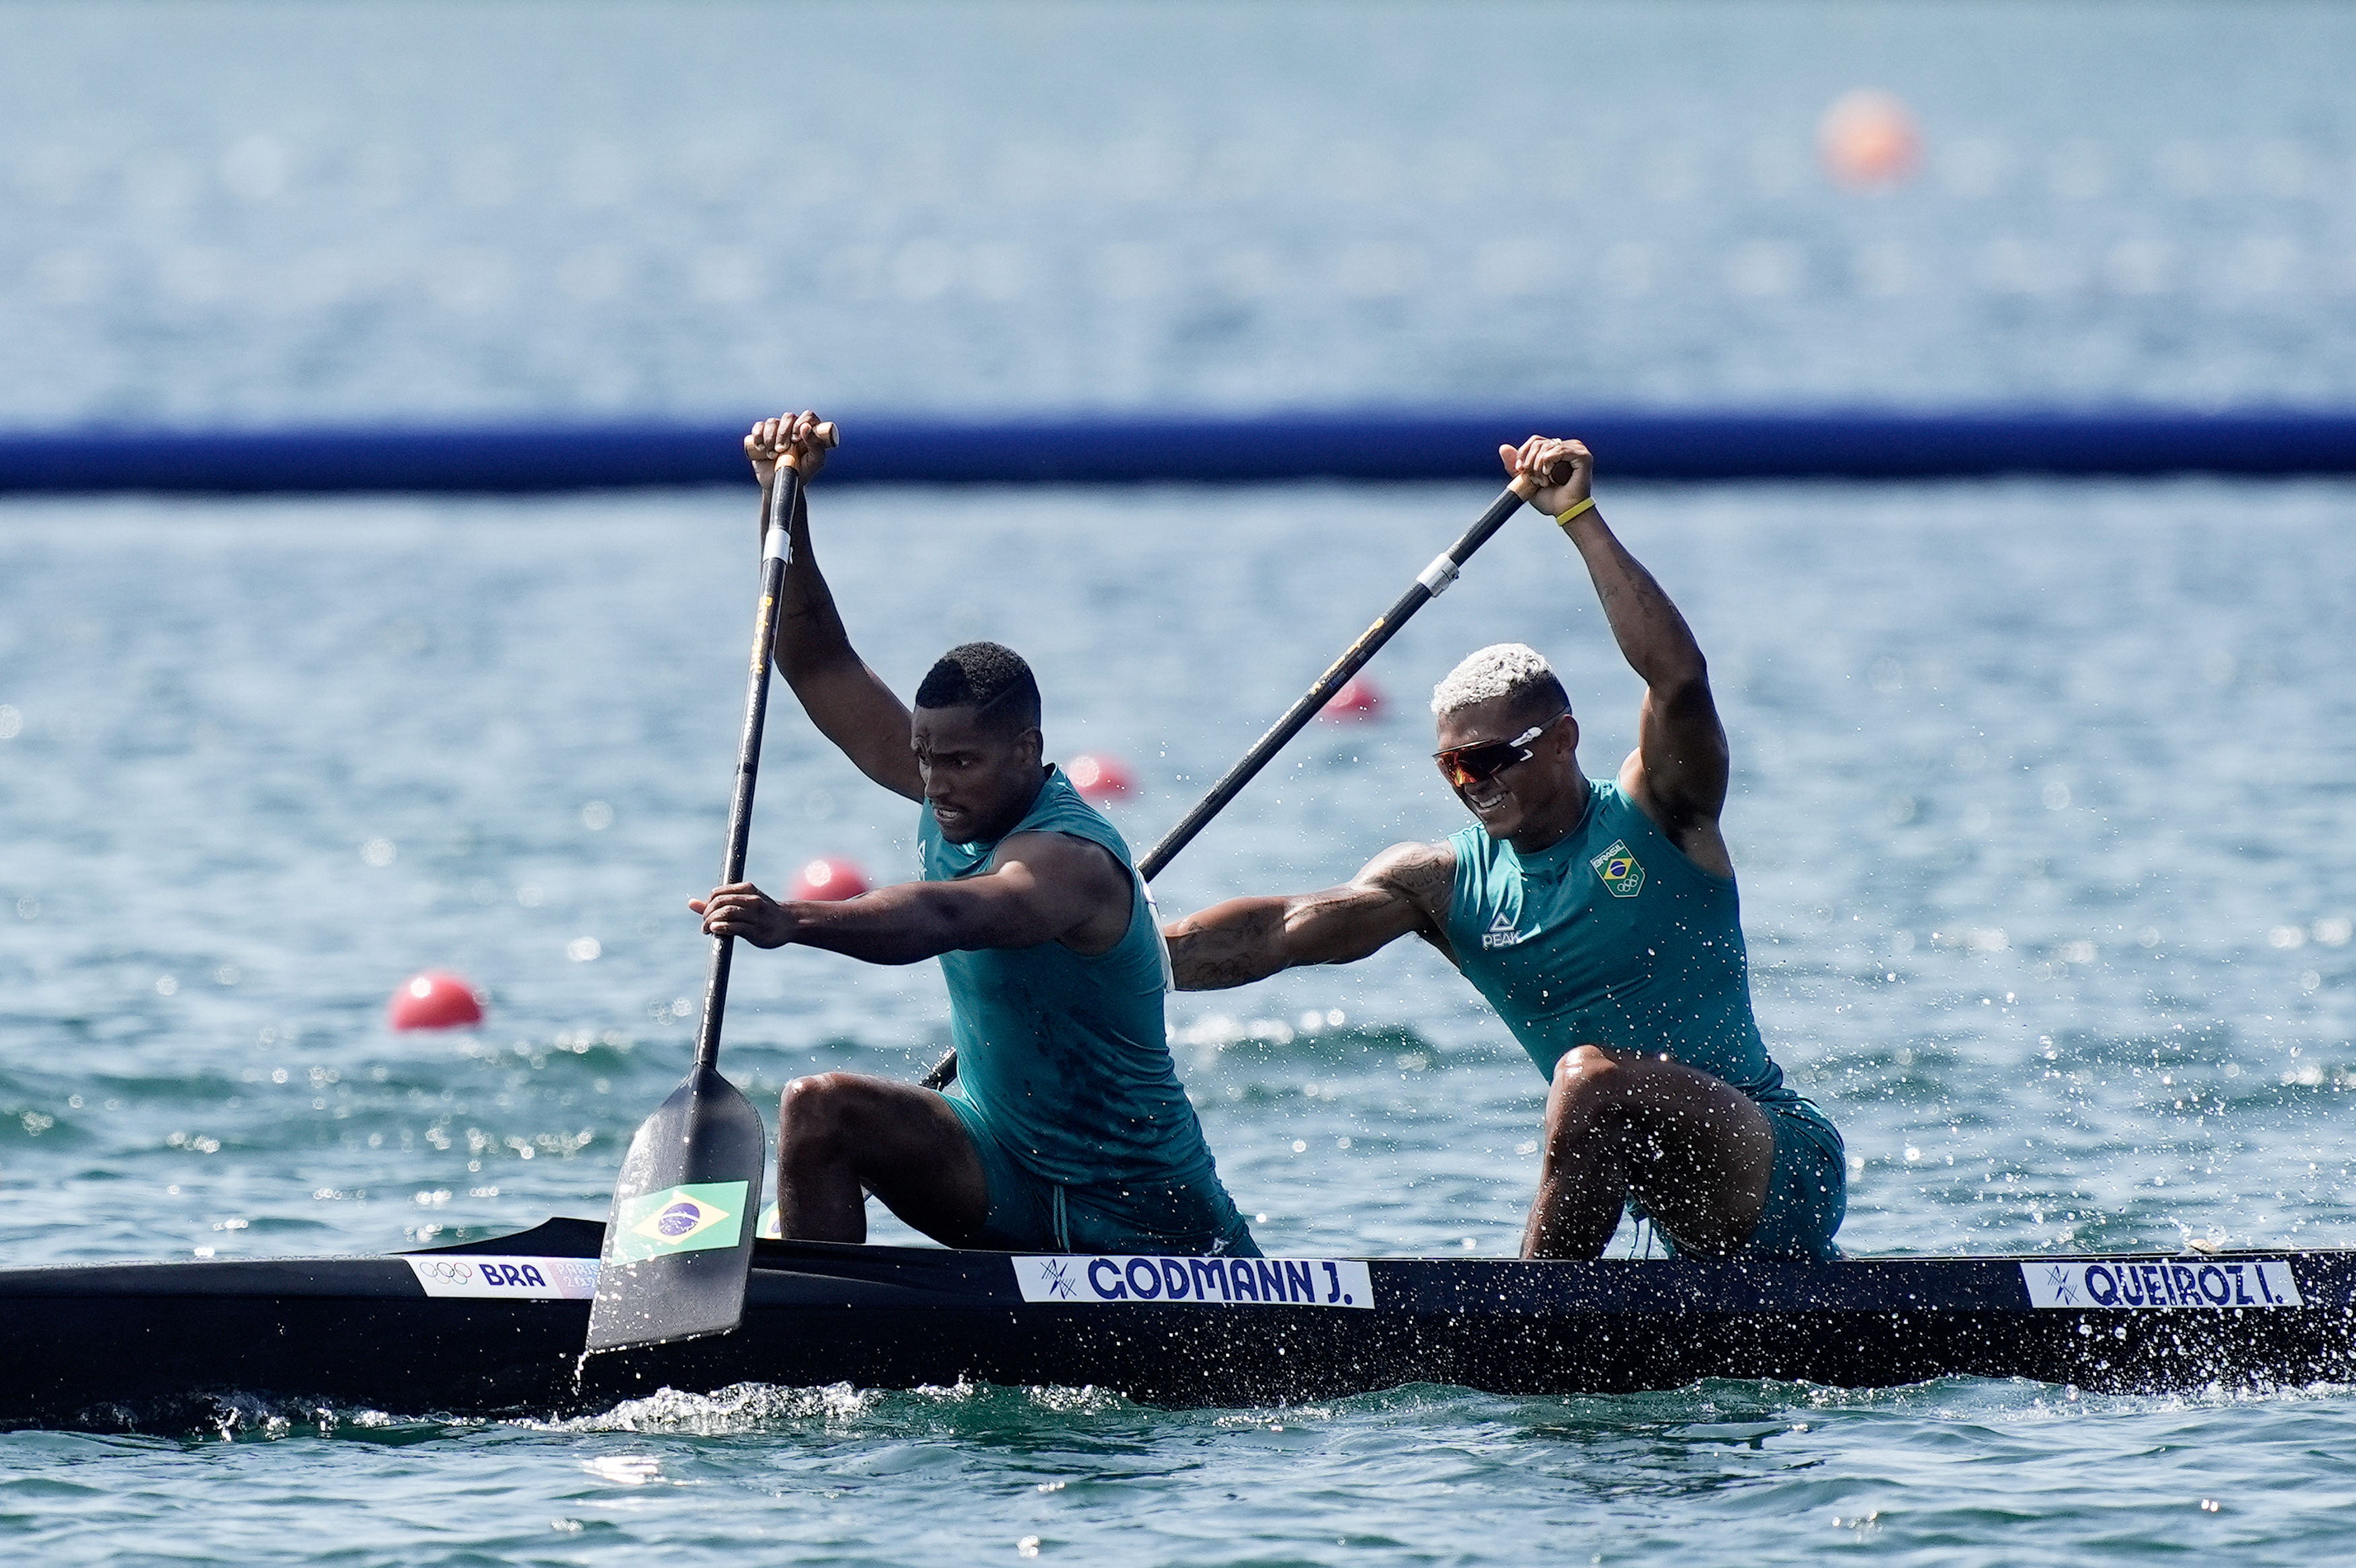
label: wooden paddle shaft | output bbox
[917,472,1541,1092]
[695,425,838,1075]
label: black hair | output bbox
[913,641,1041,736]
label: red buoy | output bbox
[387,970,485,1031]
[1066,753,1135,801]
[1321,674,1384,721]
[792,857,870,901]
[1820,90,1921,189]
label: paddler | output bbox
[1162,435,1844,1260]
[692,411,1258,1259]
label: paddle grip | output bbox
[779,421,840,470]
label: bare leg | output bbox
[776,1072,990,1245]
[1522,1046,1777,1260]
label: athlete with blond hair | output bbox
[1163,436,1844,1260]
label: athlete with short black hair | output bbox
[692,411,1256,1259]
[911,641,1041,735]
[1163,435,1844,1261]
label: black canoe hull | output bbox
[8,1219,2354,1429]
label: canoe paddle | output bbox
[919,466,1546,1091]
[586,421,838,1354]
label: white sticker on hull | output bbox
[2021,1258,2302,1310]
[1013,1254,1374,1308]
[405,1254,600,1300]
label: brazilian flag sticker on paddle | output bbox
[610,1182,749,1263]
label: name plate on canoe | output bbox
[1013,1254,1374,1309]
[2021,1258,2301,1310]
[405,1254,600,1300]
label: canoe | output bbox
[3,1217,2348,1429]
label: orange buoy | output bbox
[792,857,870,901]
[387,970,485,1031]
[1321,674,1384,721]
[1818,90,1920,189]
[1066,753,1135,801]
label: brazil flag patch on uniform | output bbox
[611,1182,747,1262]
[1589,840,1645,898]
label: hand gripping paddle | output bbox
[586,421,838,1354]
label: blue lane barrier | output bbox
[2,410,2353,495]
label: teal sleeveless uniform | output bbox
[1445,779,1844,1259]
[925,767,1257,1256]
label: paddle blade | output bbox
[584,1064,765,1353]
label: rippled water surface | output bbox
[16,1379,2356,1567]
[7,2,2356,1564]
[3,476,2354,1563]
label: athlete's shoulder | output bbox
[1026,768,1126,836]
[1356,838,1458,917]
[1592,775,1667,842]
[996,827,1130,889]
[1599,767,1737,882]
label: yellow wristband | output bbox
[1554,496,1597,528]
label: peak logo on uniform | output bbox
[1590,841,1644,898]
[1482,910,1533,950]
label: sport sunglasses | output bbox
[1433,713,1565,788]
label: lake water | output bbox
[4,0,2355,425]
[4,3,2356,1565]
[5,478,2354,1563]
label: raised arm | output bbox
[745,413,924,802]
[1163,841,1457,991]
[1503,437,1733,875]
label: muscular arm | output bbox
[747,415,924,801]
[1566,509,1729,828]
[1507,437,1733,873]
[1163,840,1457,991]
[695,831,1132,963]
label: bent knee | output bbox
[779,1071,869,1134]
[1548,1044,1622,1098]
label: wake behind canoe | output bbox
[2,1217,2349,1429]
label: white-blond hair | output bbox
[1430,643,1568,717]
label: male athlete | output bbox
[692,411,1257,1258]
[1162,435,1843,1260]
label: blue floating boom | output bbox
[1,409,2351,495]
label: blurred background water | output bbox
[3,3,2355,1565]
[4,0,2355,424]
